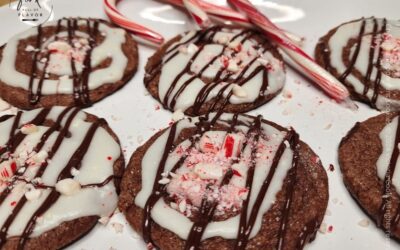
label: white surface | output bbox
[0,0,397,249]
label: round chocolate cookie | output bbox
[0,17,138,110]
[315,17,400,111]
[119,112,328,249]
[0,107,124,249]
[144,26,285,116]
[339,112,400,240]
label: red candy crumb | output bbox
[220,56,229,68]
[10,162,17,173]
[10,201,16,206]
[328,225,333,233]
[234,44,242,53]
[224,135,235,158]
[107,156,112,161]
[233,169,242,177]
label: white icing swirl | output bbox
[135,113,293,240]
[153,27,285,113]
[326,18,400,110]
[377,116,400,193]
[0,18,128,95]
[0,107,120,238]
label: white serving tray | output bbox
[0,0,398,249]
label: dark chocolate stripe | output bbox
[17,118,103,249]
[371,18,387,105]
[30,19,63,105]
[0,108,50,156]
[338,18,366,82]
[142,123,178,247]
[28,25,43,105]
[235,128,295,249]
[363,18,379,96]
[276,132,299,250]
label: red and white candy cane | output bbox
[228,0,352,104]
[161,0,250,27]
[103,0,164,45]
[160,0,303,45]
[183,0,212,29]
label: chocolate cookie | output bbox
[0,106,124,249]
[339,112,400,240]
[0,17,138,109]
[144,26,285,116]
[315,17,400,111]
[119,112,328,249]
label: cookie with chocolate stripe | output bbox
[144,26,285,116]
[0,17,138,109]
[339,112,400,240]
[119,112,328,249]
[315,17,400,111]
[0,107,124,249]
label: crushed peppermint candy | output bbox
[380,33,400,77]
[165,131,259,216]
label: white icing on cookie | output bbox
[377,116,400,193]
[154,27,285,113]
[0,107,120,238]
[0,18,128,96]
[135,113,293,240]
[326,18,400,110]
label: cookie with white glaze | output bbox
[0,17,138,110]
[316,17,400,111]
[119,113,328,249]
[0,107,124,249]
[144,26,285,116]
[339,112,400,240]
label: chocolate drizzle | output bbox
[323,18,389,107]
[27,18,99,107]
[141,112,319,249]
[145,27,275,115]
[371,19,387,105]
[338,18,366,82]
[0,107,117,248]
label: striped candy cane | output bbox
[228,0,352,103]
[183,0,212,28]
[103,0,164,45]
[160,0,303,45]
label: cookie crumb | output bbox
[324,123,332,130]
[282,89,292,99]
[111,222,124,233]
[99,216,110,225]
[318,222,327,234]
[358,219,370,227]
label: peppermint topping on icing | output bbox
[321,18,400,110]
[380,33,400,77]
[134,112,320,250]
[166,131,248,215]
[43,38,90,75]
[55,178,81,196]
[146,26,285,115]
[0,18,129,107]
[0,107,120,247]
